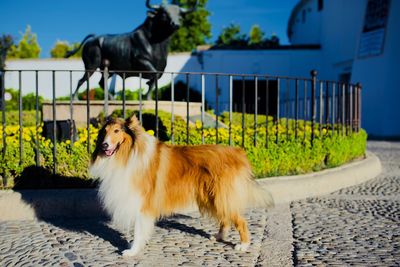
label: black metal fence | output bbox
[0,68,361,182]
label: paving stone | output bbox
[0,141,399,266]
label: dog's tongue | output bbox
[105,149,114,156]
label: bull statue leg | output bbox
[73,70,96,100]
[99,74,114,100]
[145,79,155,100]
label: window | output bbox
[318,0,324,11]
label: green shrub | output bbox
[0,110,367,189]
[3,110,41,126]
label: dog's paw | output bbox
[122,249,139,257]
[234,242,250,252]
[213,233,225,242]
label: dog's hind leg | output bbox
[215,219,230,241]
[122,213,155,257]
[231,213,250,251]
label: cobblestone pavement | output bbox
[291,141,400,266]
[0,141,399,266]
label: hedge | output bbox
[0,110,367,189]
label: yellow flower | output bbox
[147,129,155,136]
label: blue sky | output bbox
[0,0,297,58]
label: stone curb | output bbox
[258,151,382,204]
[0,152,381,221]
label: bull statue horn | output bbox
[146,0,160,9]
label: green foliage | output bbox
[4,89,43,111]
[249,25,264,45]
[0,34,14,69]
[169,0,211,52]
[3,110,41,127]
[0,110,367,189]
[7,25,41,59]
[214,24,280,49]
[50,40,82,58]
[216,23,247,46]
[115,89,143,101]
[151,81,203,102]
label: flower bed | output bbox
[0,110,367,189]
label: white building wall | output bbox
[4,53,194,99]
[352,0,400,138]
[287,0,321,45]
[318,0,367,81]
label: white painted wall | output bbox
[287,0,321,45]
[352,0,400,138]
[4,53,194,99]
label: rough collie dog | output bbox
[90,115,274,257]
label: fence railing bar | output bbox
[349,84,353,135]
[52,71,57,174]
[3,68,318,81]
[285,79,290,141]
[155,73,159,139]
[215,74,219,144]
[276,78,280,144]
[265,77,269,148]
[295,79,299,139]
[310,70,317,145]
[325,81,330,129]
[303,80,307,141]
[186,73,190,145]
[1,70,6,187]
[122,72,126,119]
[35,71,40,166]
[171,73,175,145]
[360,83,362,132]
[254,76,258,147]
[332,83,336,136]
[201,74,205,145]
[241,76,246,147]
[342,83,345,136]
[229,75,233,146]
[319,81,323,136]
[69,71,74,146]
[139,73,143,124]
[103,63,109,117]
[19,71,23,166]
[86,71,91,154]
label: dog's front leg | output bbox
[122,213,155,257]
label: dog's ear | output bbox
[126,114,140,130]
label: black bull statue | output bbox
[66,0,196,100]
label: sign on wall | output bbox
[358,0,390,58]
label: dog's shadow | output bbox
[12,166,230,253]
[157,215,236,248]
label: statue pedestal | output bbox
[42,100,202,127]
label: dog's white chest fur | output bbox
[89,135,156,231]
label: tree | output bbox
[169,0,211,52]
[215,23,247,46]
[50,40,82,58]
[249,24,264,45]
[7,25,41,59]
[0,35,14,69]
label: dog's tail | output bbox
[217,169,274,217]
[245,178,275,209]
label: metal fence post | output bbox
[103,60,109,117]
[1,70,6,187]
[357,82,362,131]
[310,70,317,145]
